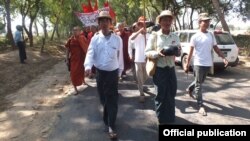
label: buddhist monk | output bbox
[116,22,131,79]
[65,26,89,95]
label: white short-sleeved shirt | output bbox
[190,31,217,66]
[131,33,150,63]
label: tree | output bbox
[212,0,230,32]
[3,0,15,48]
[231,0,250,21]
[14,0,41,47]
[0,6,6,33]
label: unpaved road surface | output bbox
[0,61,71,141]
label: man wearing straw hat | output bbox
[130,16,150,103]
[145,10,181,124]
[84,11,124,139]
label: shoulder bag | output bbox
[146,33,157,76]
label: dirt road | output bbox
[0,47,70,141]
[0,60,72,141]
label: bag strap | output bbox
[151,32,157,51]
[147,32,158,62]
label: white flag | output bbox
[75,7,110,26]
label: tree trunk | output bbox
[22,16,29,38]
[211,0,230,32]
[4,0,15,49]
[189,8,194,29]
[40,37,45,53]
[28,21,34,47]
[56,25,60,38]
[42,15,48,38]
[50,24,57,41]
[182,8,186,29]
[34,20,39,37]
[50,18,59,41]
[20,2,29,39]
[176,16,181,30]
[28,0,40,47]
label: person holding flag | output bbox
[129,16,150,103]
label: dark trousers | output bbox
[153,66,177,124]
[187,65,210,107]
[96,68,119,129]
[17,41,27,63]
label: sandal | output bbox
[186,88,195,99]
[108,126,117,139]
[108,131,117,139]
[73,90,79,96]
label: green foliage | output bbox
[0,36,10,51]
[1,0,249,41]
[0,5,6,32]
[230,0,250,21]
[233,35,250,56]
[44,0,83,33]
[0,22,5,31]
[112,0,142,25]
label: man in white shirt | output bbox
[130,16,150,103]
[84,11,124,139]
[184,13,228,116]
[14,25,27,64]
[128,22,139,83]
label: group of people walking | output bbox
[65,10,228,139]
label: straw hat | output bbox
[97,11,112,21]
[137,16,147,23]
[198,13,211,21]
[156,10,174,24]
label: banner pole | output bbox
[143,0,146,45]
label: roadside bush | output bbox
[0,37,12,51]
[232,35,250,57]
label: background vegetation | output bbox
[0,0,249,56]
